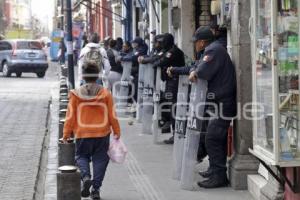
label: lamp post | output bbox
[66,0,75,89]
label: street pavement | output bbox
[44,64,254,200]
[0,61,58,199]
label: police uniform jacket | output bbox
[154,45,185,81]
[121,44,148,76]
[195,41,237,117]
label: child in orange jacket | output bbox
[63,61,120,200]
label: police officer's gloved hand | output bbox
[167,67,173,77]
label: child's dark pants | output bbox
[75,135,110,191]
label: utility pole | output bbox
[61,0,65,64]
[61,0,64,31]
[66,0,75,89]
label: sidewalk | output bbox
[115,119,253,200]
[45,101,253,200]
[44,64,253,199]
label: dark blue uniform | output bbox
[195,40,236,177]
[154,45,185,131]
[121,39,148,101]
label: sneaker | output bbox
[81,177,92,198]
[91,189,101,200]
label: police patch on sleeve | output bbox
[158,52,164,56]
[135,52,139,56]
[203,55,211,62]
[166,52,172,58]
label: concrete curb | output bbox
[33,98,52,200]
[43,82,60,200]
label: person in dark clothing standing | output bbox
[209,21,227,49]
[166,48,208,158]
[153,33,185,144]
[120,41,132,55]
[103,36,112,51]
[188,26,237,188]
[138,34,164,64]
[107,39,123,94]
[116,37,124,52]
[58,38,66,64]
[82,32,89,48]
[120,37,148,102]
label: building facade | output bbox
[127,1,300,199]
[72,0,114,41]
[61,1,300,199]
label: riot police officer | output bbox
[153,33,185,144]
[138,34,164,64]
[209,21,227,49]
[120,37,148,102]
[189,26,237,188]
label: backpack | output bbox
[83,47,103,73]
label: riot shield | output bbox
[142,63,155,134]
[152,67,162,143]
[117,61,132,117]
[180,79,207,190]
[137,63,146,122]
[172,75,190,180]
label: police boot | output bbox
[161,127,171,133]
[163,136,174,144]
[197,136,207,163]
[160,121,172,133]
[197,172,229,189]
[199,168,212,178]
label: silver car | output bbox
[0,39,48,78]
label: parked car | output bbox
[0,39,48,78]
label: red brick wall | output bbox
[285,168,300,200]
[92,0,112,41]
[90,0,113,40]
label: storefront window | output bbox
[254,0,273,153]
[276,0,300,161]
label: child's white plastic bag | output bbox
[108,138,128,164]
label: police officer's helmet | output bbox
[153,34,164,43]
[161,33,174,49]
[192,26,214,42]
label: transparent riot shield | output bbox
[172,75,190,180]
[117,61,132,117]
[142,63,155,134]
[180,79,207,190]
[152,67,162,143]
[136,63,146,122]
